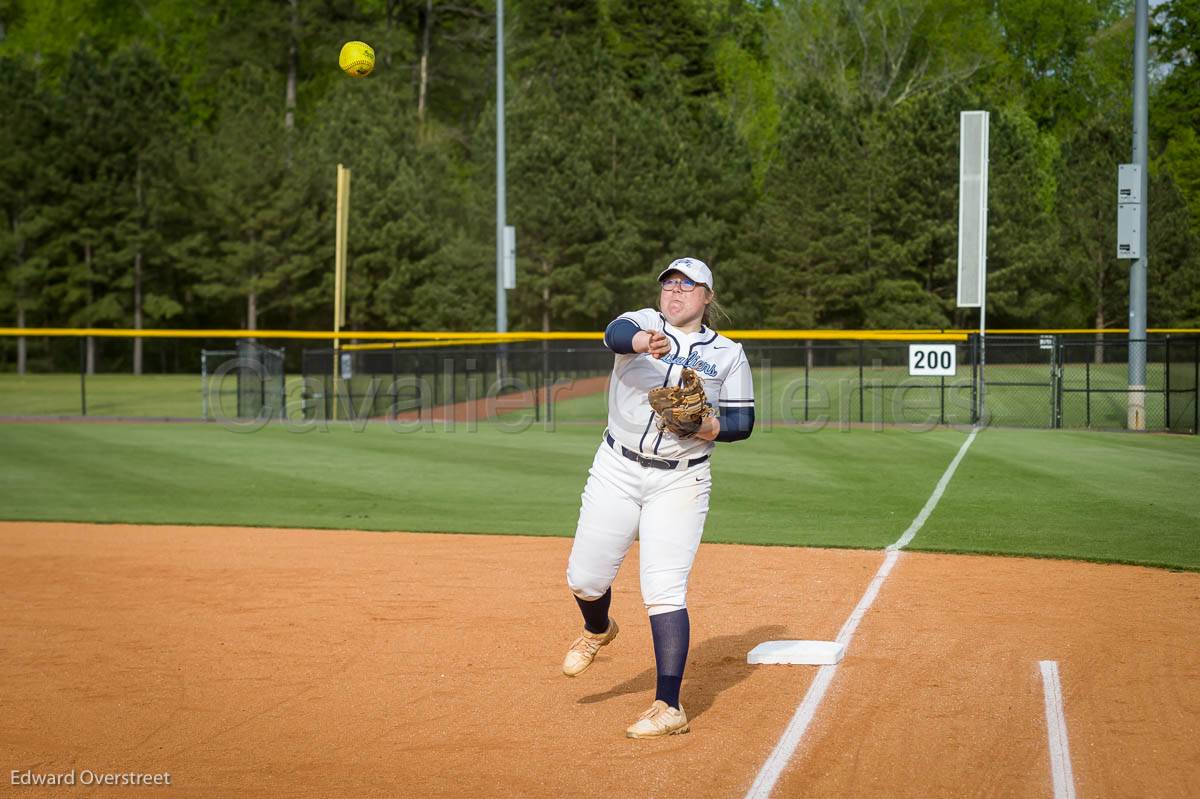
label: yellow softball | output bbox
[339,41,375,78]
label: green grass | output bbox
[0,373,313,420]
[0,421,1196,569]
[0,421,962,547]
[0,373,209,417]
[915,429,1200,569]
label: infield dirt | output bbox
[1,522,1196,798]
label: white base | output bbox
[747,640,845,666]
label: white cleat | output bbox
[561,619,619,677]
[626,700,689,739]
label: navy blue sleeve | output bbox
[715,406,754,442]
[603,318,640,354]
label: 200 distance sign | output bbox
[908,344,957,376]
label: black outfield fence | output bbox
[300,340,611,423]
[0,329,1194,432]
[737,339,978,428]
[297,333,1198,434]
[1165,336,1200,433]
[1007,334,1197,433]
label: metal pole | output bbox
[857,341,864,423]
[1165,337,1171,430]
[201,348,208,419]
[1050,338,1057,428]
[1055,340,1063,429]
[804,348,810,422]
[259,347,266,416]
[1128,0,1149,430]
[540,343,549,419]
[391,344,398,420]
[981,115,990,427]
[1086,360,1091,428]
[495,0,507,337]
[979,261,987,426]
[970,334,977,425]
[940,373,945,425]
[279,346,286,420]
[79,336,87,416]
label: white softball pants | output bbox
[566,440,712,616]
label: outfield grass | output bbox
[0,420,1196,569]
[0,373,208,417]
[916,429,1200,569]
[0,373,316,420]
[0,421,963,548]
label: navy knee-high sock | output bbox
[649,609,689,709]
[574,587,612,634]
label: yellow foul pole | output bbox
[333,164,350,420]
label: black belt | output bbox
[605,432,709,470]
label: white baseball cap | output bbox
[657,257,713,290]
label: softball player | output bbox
[562,257,755,738]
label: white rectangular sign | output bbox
[1117,164,1142,259]
[1117,202,1141,259]
[957,110,989,308]
[503,225,517,289]
[908,344,957,377]
[1118,163,1141,203]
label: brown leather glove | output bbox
[647,368,714,438]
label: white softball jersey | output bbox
[566,309,755,616]
[604,308,755,460]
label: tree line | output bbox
[2,0,1199,372]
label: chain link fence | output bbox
[297,333,1198,433]
[739,340,977,427]
[300,340,611,423]
[0,331,1194,433]
[987,334,1197,433]
[1166,336,1200,433]
[0,335,289,419]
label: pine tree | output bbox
[605,0,718,100]
[0,55,57,372]
[866,91,961,328]
[182,74,320,331]
[985,104,1061,326]
[1056,114,1130,330]
[730,84,874,329]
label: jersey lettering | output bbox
[660,352,718,377]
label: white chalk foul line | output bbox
[743,549,900,799]
[744,429,979,799]
[888,428,978,552]
[1039,660,1078,799]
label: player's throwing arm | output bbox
[560,257,755,739]
[635,329,671,359]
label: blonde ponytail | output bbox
[702,289,729,329]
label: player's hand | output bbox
[637,330,670,359]
[694,415,720,441]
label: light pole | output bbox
[495,0,508,338]
[1128,0,1149,430]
